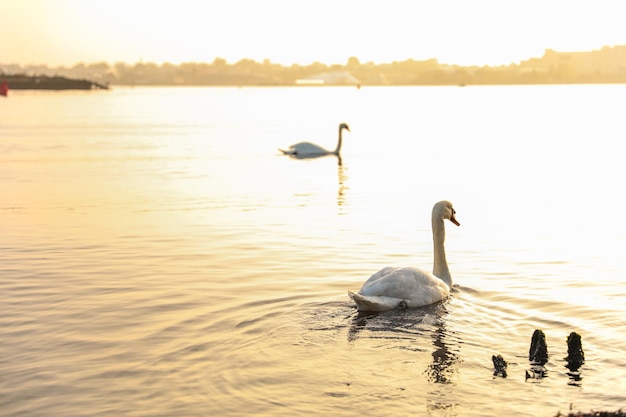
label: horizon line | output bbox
[3,43,625,69]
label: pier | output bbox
[1,74,108,90]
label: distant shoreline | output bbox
[3,45,626,89]
[4,74,626,91]
[0,75,626,91]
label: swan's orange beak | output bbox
[450,214,460,226]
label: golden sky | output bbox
[3,0,626,67]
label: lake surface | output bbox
[1,85,625,416]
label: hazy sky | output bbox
[3,0,626,67]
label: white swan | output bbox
[349,200,460,312]
[279,123,350,158]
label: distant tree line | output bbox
[3,45,626,86]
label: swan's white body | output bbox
[280,123,350,158]
[350,201,460,312]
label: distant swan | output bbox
[279,123,350,158]
[349,200,460,312]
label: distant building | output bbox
[296,70,361,86]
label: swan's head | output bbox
[433,200,460,226]
[339,123,350,132]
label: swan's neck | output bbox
[333,127,344,155]
[432,217,452,287]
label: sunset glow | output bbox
[4,0,626,67]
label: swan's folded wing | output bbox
[356,267,450,308]
[360,267,433,297]
[360,266,402,287]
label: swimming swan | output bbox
[349,200,460,312]
[279,123,350,158]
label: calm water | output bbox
[1,85,625,416]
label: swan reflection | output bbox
[337,161,348,211]
[424,319,459,384]
[347,302,461,385]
